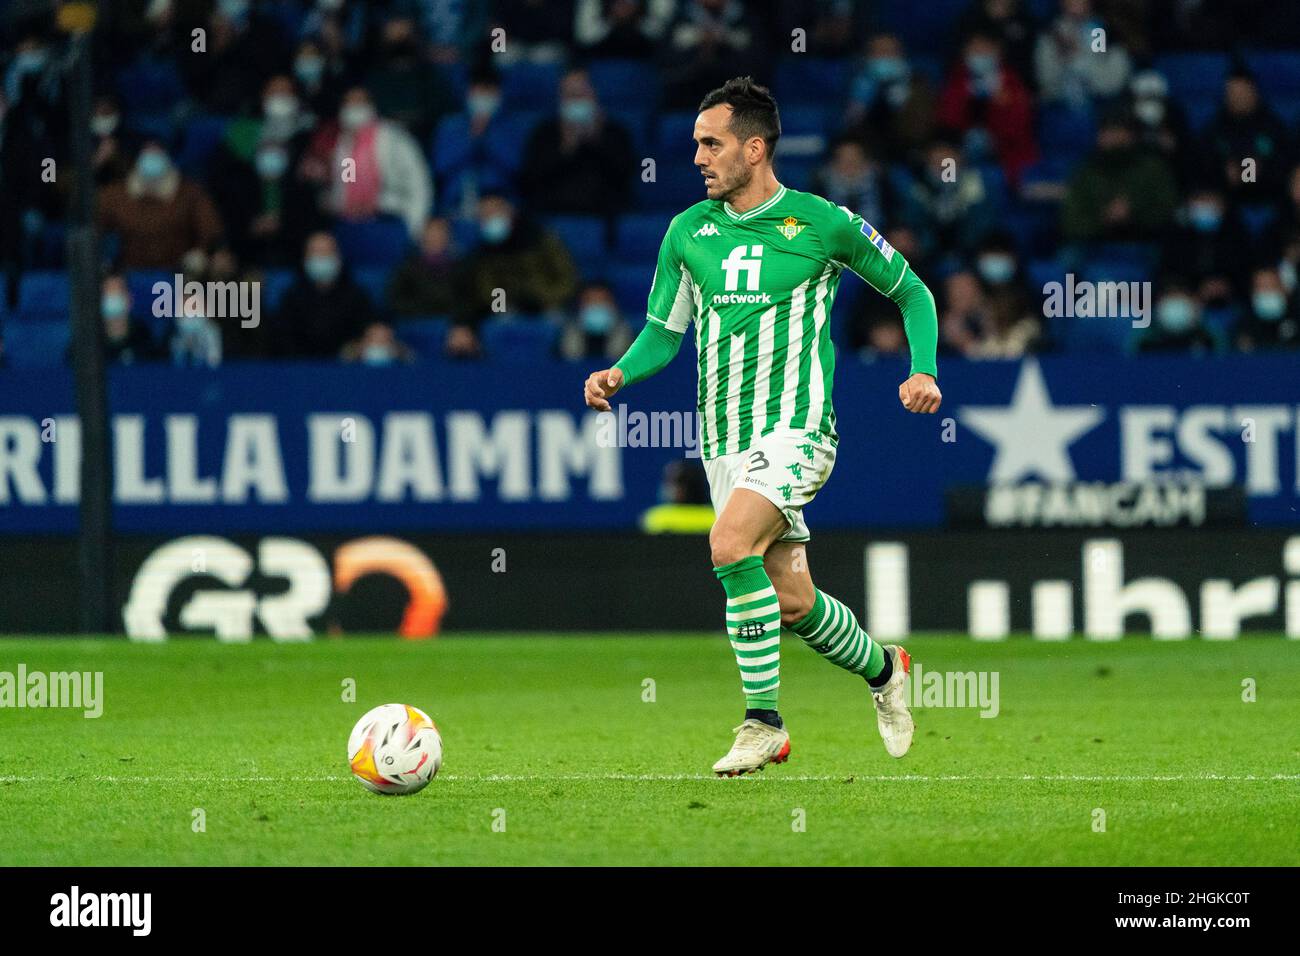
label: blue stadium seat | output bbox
[588,60,659,110]
[608,261,652,318]
[615,212,672,261]
[125,113,175,146]
[1037,105,1097,162]
[606,106,651,158]
[261,269,297,313]
[18,272,70,316]
[125,270,171,334]
[771,58,851,107]
[633,156,704,210]
[335,217,411,269]
[545,215,607,272]
[1244,51,1300,99]
[480,318,561,359]
[500,62,562,111]
[1238,204,1278,240]
[653,112,698,157]
[431,112,541,179]
[1180,94,1220,132]
[116,56,187,114]
[352,266,392,308]
[2,318,70,367]
[395,316,450,359]
[1153,53,1229,100]
[178,115,231,175]
[1272,96,1300,127]
[774,156,818,191]
[878,0,970,52]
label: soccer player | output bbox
[583,77,941,775]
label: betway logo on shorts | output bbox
[715,244,770,304]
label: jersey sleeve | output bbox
[644,216,695,334]
[820,200,908,296]
[820,200,939,378]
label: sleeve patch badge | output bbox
[860,220,895,262]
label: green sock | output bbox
[714,555,781,710]
[790,590,885,680]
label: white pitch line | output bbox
[1,773,1298,784]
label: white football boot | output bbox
[712,718,791,777]
[871,645,914,758]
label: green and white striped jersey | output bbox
[644,184,915,460]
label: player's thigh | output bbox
[764,541,816,625]
[709,487,789,567]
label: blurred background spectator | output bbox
[2,0,1300,369]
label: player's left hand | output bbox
[898,373,941,414]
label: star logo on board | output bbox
[777,216,806,240]
[957,359,1104,482]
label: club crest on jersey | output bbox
[777,216,806,240]
[693,223,720,238]
[861,221,895,261]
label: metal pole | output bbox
[64,8,113,633]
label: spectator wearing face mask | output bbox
[272,231,378,358]
[180,0,290,115]
[969,235,1042,357]
[1137,282,1219,355]
[518,68,635,216]
[292,37,348,119]
[0,30,67,279]
[208,75,324,267]
[841,33,937,164]
[575,0,675,59]
[1236,267,1300,351]
[96,141,224,271]
[431,69,521,216]
[1033,0,1132,108]
[388,217,462,317]
[168,298,223,368]
[937,31,1038,186]
[1159,184,1253,309]
[560,283,633,360]
[317,87,433,239]
[341,321,415,365]
[1125,70,1195,189]
[953,0,1039,91]
[812,139,901,233]
[452,193,578,356]
[365,15,456,144]
[906,137,1002,259]
[89,93,139,187]
[98,273,158,364]
[1061,115,1178,243]
[1202,69,1294,200]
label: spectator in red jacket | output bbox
[938,31,1039,187]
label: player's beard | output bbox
[709,159,752,204]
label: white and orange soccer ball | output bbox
[347,703,443,795]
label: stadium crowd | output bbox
[2,0,1300,368]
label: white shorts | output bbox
[703,428,837,543]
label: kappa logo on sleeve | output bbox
[860,221,895,262]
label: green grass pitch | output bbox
[0,634,1296,866]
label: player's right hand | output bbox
[583,367,625,412]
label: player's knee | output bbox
[779,591,814,627]
[709,526,754,569]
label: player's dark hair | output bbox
[699,76,781,162]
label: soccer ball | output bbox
[347,703,443,795]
